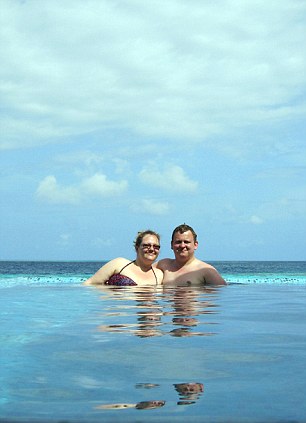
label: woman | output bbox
[83,230,163,286]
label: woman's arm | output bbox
[83,258,128,285]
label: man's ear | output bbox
[194,241,199,250]
[171,241,174,250]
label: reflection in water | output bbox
[96,400,165,410]
[96,285,220,338]
[165,286,219,337]
[96,382,203,411]
[91,286,217,413]
[136,400,166,410]
[136,383,160,389]
[174,382,204,405]
[96,403,135,410]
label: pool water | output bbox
[1,262,306,422]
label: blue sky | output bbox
[1,0,305,261]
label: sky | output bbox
[1,0,305,262]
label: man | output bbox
[157,224,226,286]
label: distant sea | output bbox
[0,260,306,287]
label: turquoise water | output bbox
[1,261,306,422]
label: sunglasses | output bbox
[141,243,161,251]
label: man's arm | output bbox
[203,267,227,286]
[155,258,172,272]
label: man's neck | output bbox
[174,255,196,269]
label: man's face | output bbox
[171,230,198,259]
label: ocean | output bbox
[1,260,306,422]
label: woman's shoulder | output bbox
[107,257,131,267]
[100,257,132,274]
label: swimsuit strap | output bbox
[119,260,158,284]
[118,260,135,274]
[151,266,158,284]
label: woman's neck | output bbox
[134,258,152,272]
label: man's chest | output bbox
[163,268,204,284]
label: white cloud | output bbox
[36,175,80,204]
[58,233,71,246]
[131,198,170,215]
[112,158,131,175]
[257,193,306,221]
[139,164,198,193]
[92,237,114,248]
[249,215,264,225]
[1,0,305,150]
[81,173,128,196]
[36,173,128,204]
[55,151,104,166]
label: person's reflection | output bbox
[95,381,165,410]
[96,286,163,337]
[163,286,219,337]
[95,381,204,411]
[133,287,163,337]
[96,400,165,410]
[174,382,204,405]
[95,284,221,337]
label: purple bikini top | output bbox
[105,273,137,286]
[105,260,158,286]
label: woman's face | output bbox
[137,234,160,262]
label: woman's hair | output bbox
[171,224,197,242]
[134,230,160,250]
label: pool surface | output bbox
[1,261,306,422]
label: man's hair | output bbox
[134,230,160,250]
[171,224,197,242]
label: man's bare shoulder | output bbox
[195,259,216,270]
[200,262,227,285]
[186,259,226,285]
[156,258,176,271]
[157,258,212,271]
